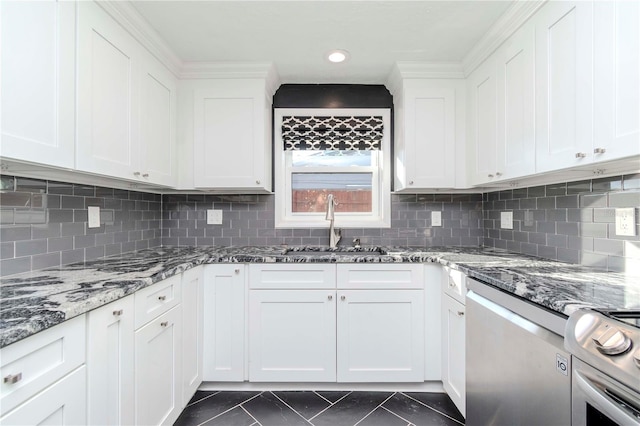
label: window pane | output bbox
[292,173,372,213]
[291,150,372,167]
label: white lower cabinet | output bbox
[86,295,134,426]
[203,265,246,382]
[248,264,424,383]
[337,289,424,382]
[0,366,86,426]
[0,315,86,424]
[134,306,182,426]
[441,268,466,417]
[249,289,337,382]
[181,266,204,405]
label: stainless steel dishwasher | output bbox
[466,278,572,426]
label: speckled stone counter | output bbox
[1,245,639,348]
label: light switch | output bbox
[207,209,223,225]
[88,206,100,228]
[500,211,513,229]
[431,211,442,227]
[615,208,636,236]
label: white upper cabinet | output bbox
[192,79,273,192]
[0,0,75,169]
[592,0,640,162]
[468,21,535,186]
[495,20,536,181]
[77,1,177,187]
[139,52,178,187]
[393,79,463,190]
[467,58,498,185]
[534,1,594,172]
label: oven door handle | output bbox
[575,369,640,425]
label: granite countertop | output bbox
[1,245,639,348]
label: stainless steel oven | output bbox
[565,310,640,426]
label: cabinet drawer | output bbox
[337,264,424,289]
[0,315,85,415]
[134,275,181,329]
[442,266,467,304]
[249,264,336,289]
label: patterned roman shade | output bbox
[282,116,383,151]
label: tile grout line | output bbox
[240,405,263,426]
[313,391,334,404]
[269,391,313,425]
[307,391,353,422]
[186,391,221,408]
[195,392,264,426]
[400,392,465,426]
[380,406,415,426]
[352,392,397,426]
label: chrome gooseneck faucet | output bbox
[326,194,341,248]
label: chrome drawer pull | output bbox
[158,295,167,301]
[160,321,169,327]
[328,295,333,301]
[113,309,123,316]
[575,152,587,158]
[4,373,22,384]
[457,311,465,317]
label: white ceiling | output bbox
[131,1,514,84]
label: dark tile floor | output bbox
[174,391,465,426]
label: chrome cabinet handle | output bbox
[575,152,587,158]
[113,309,123,316]
[158,295,167,301]
[142,173,149,178]
[160,321,169,327]
[594,148,606,154]
[328,295,333,301]
[256,180,260,185]
[495,172,502,177]
[409,181,414,185]
[487,174,494,178]
[341,295,346,301]
[133,171,141,177]
[234,268,240,274]
[457,311,465,316]
[4,373,22,384]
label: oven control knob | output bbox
[592,327,632,355]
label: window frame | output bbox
[274,108,391,228]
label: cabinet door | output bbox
[535,1,593,172]
[202,265,245,382]
[86,295,134,426]
[77,1,140,180]
[442,294,465,417]
[336,290,424,382]
[135,306,181,426]
[0,0,75,168]
[593,1,640,162]
[496,21,536,180]
[249,290,336,382]
[139,52,177,187]
[0,366,86,426]
[193,81,271,191]
[467,58,499,185]
[181,267,203,405]
[402,87,456,189]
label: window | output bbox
[274,108,391,228]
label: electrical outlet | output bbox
[207,209,223,225]
[88,206,100,228]
[431,211,442,227]
[615,208,636,236]
[501,211,513,229]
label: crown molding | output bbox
[181,62,281,95]
[462,0,546,76]
[97,1,183,77]
[385,62,465,95]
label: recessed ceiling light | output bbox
[326,49,350,63]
